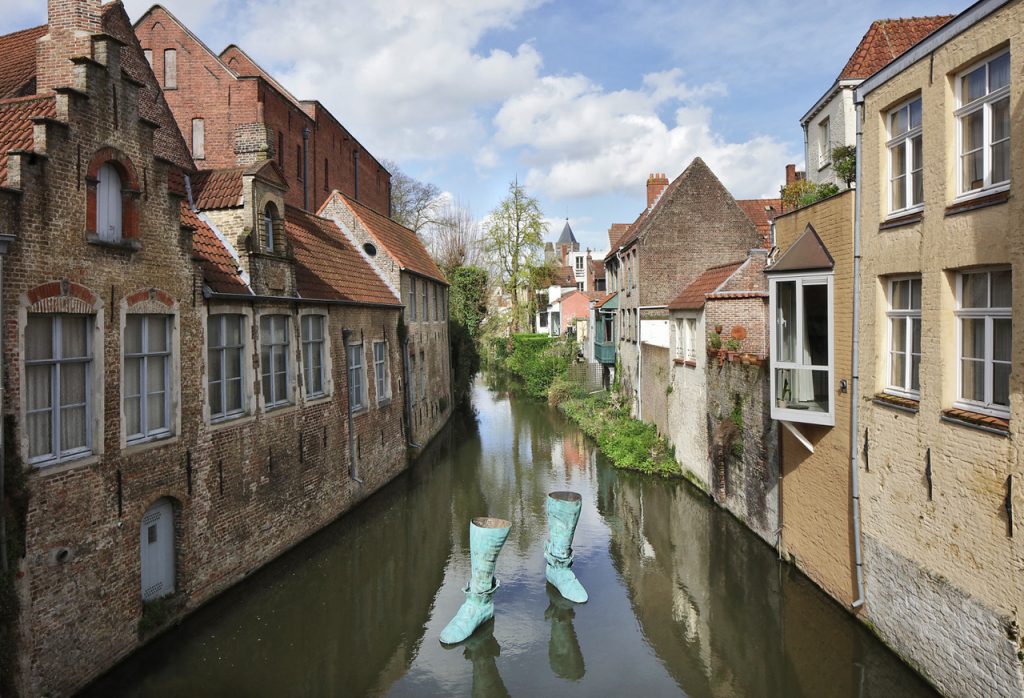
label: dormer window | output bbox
[97,163,122,242]
[263,202,278,252]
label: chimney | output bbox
[38,0,105,92]
[785,164,797,186]
[646,172,669,209]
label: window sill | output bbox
[303,393,332,407]
[817,162,832,172]
[124,433,178,456]
[264,402,298,417]
[208,412,255,431]
[32,452,98,476]
[872,393,919,414]
[351,407,370,417]
[941,407,1009,436]
[672,358,697,367]
[879,210,923,231]
[377,397,393,407]
[946,188,1009,217]
[86,234,141,251]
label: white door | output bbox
[140,499,175,601]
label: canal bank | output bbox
[82,374,936,697]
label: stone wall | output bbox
[639,343,669,435]
[705,357,778,545]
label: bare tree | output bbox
[425,196,481,271]
[381,159,442,234]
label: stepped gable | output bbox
[0,25,46,97]
[0,95,55,186]
[100,4,194,173]
[287,205,400,305]
[839,16,953,80]
[182,201,250,295]
[668,260,745,311]
[333,192,447,284]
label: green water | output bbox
[82,375,936,697]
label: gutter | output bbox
[848,101,866,609]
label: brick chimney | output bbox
[647,172,669,209]
[784,163,805,186]
[38,0,105,92]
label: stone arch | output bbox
[85,146,141,241]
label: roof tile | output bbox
[839,16,954,80]
[182,202,250,295]
[668,260,745,311]
[0,95,55,186]
[190,167,245,209]
[0,25,46,98]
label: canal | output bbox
[83,375,937,697]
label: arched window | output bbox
[264,202,277,252]
[96,163,123,242]
[140,498,175,601]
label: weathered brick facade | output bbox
[0,4,418,695]
[134,6,391,216]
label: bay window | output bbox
[955,268,1011,417]
[301,314,326,399]
[888,97,923,213]
[125,314,172,442]
[25,314,93,464]
[208,314,245,420]
[769,274,834,425]
[886,277,922,398]
[956,51,1010,195]
[260,315,291,408]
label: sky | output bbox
[3,0,966,252]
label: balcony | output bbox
[594,339,616,365]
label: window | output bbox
[421,281,428,321]
[260,315,291,408]
[887,98,923,213]
[433,285,439,321]
[208,314,245,420]
[125,314,171,443]
[324,158,329,191]
[957,51,1010,195]
[684,317,697,362]
[364,242,377,257]
[163,48,176,89]
[818,117,831,168]
[955,268,1011,417]
[408,277,417,320]
[263,202,277,252]
[347,343,366,411]
[143,49,153,68]
[419,351,426,403]
[575,256,584,271]
[409,353,417,403]
[886,277,922,398]
[539,311,548,328]
[191,118,205,160]
[96,162,122,242]
[577,282,584,292]
[296,145,303,180]
[373,340,390,402]
[301,315,326,399]
[769,274,834,425]
[25,314,93,465]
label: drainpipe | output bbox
[341,328,363,484]
[849,101,866,609]
[0,234,11,573]
[302,127,310,211]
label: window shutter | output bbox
[192,118,205,159]
[163,49,177,89]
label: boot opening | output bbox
[548,491,582,503]
[472,517,511,530]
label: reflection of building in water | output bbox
[560,431,588,472]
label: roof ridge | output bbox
[0,23,47,42]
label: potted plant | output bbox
[724,337,742,361]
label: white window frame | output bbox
[25,314,94,466]
[884,276,922,399]
[208,313,247,422]
[263,203,276,252]
[768,273,835,426]
[124,314,172,444]
[348,343,367,412]
[954,268,1011,418]
[373,340,390,403]
[955,50,1011,198]
[818,117,831,169]
[260,314,292,409]
[684,316,698,362]
[301,314,326,399]
[886,97,924,215]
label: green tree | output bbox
[448,266,488,406]
[482,180,547,332]
[832,145,857,188]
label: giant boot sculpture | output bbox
[440,517,512,644]
[545,491,588,603]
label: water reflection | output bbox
[83,376,936,697]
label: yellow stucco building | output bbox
[855,1,1024,694]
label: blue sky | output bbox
[3,0,965,251]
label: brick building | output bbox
[0,2,414,695]
[134,5,391,216]
[606,161,763,416]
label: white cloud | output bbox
[493,70,796,200]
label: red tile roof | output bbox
[558,289,605,303]
[589,257,605,279]
[839,16,953,80]
[595,292,617,309]
[329,192,447,284]
[287,206,400,306]
[668,260,744,311]
[0,95,55,186]
[0,25,46,98]
[191,167,245,209]
[182,202,250,295]
[608,223,630,249]
[736,199,781,237]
